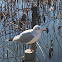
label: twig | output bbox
[7,48,20,62]
[36,42,47,62]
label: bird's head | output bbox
[33,25,46,33]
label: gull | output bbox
[13,25,46,51]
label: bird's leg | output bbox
[29,44,34,52]
[29,44,32,49]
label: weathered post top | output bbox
[24,49,35,62]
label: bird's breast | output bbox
[34,33,41,41]
[27,33,41,44]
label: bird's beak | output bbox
[41,29,46,31]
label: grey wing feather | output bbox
[13,32,34,44]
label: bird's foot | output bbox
[28,44,34,52]
[30,49,34,52]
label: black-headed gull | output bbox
[13,25,46,51]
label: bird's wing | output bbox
[13,32,34,44]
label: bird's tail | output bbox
[5,38,13,41]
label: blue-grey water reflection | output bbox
[0,0,62,62]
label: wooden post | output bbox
[24,49,35,62]
[31,5,40,62]
[22,5,40,62]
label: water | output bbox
[0,0,62,62]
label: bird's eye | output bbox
[35,29,37,30]
[38,27,40,30]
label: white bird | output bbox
[13,25,46,51]
[49,7,54,11]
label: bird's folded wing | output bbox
[13,32,34,44]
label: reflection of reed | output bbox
[36,42,47,62]
[7,49,20,62]
[0,0,62,62]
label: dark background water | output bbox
[0,0,62,62]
